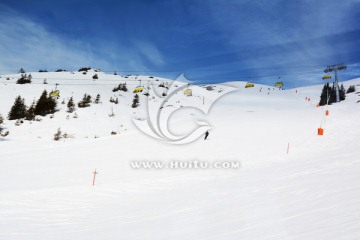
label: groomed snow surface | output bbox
[1,71,360,240]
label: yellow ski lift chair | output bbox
[183,89,192,96]
[133,86,144,93]
[245,82,254,88]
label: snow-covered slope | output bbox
[0,70,360,240]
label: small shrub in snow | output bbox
[54,128,62,141]
[111,131,117,135]
[92,74,98,79]
[15,119,24,126]
[132,94,139,108]
[112,83,128,92]
[346,85,356,94]
[0,114,9,137]
[94,94,101,104]
[78,94,92,108]
[16,74,31,84]
[67,97,76,112]
[78,67,91,72]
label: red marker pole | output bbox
[92,168,98,186]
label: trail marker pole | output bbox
[92,168,98,186]
[287,142,290,155]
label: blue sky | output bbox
[1,0,360,87]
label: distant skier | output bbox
[204,130,209,140]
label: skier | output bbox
[204,130,209,140]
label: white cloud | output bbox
[0,5,152,74]
[133,41,165,66]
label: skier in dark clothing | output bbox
[204,130,209,140]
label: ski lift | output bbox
[133,79,144,93]
[50,83,60,98]
[133,87,143,93]
[275,81,283,88]
[245,82,254,88]
[183,89,192,96]
[183,84,192,96]
[322,75,331,80]
[50,90,60,97]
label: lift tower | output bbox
[324,64,346,103]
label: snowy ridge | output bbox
[0,70,360,240]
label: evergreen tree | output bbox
[67,97,75,113]
[35,90,57,116]
[25,102,36,120]
[0,114,9,137]
[346,85,356,93]
[94,94,101,104]
[16,74,31,84]
[8,96,27,120]
[340,84,346,101]
[78,94,92,108]
[19,68,25,73]
[35,90,48,116]
[132,94,139,108]
[92,74,98,79]
[319,83,346,106]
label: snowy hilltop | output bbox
[1,68,360,240]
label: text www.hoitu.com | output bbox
[130,160,241,170]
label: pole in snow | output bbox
[287,142,290,155]
[92,168,98,186]
[324,64,346,103]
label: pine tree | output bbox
[67,97,75,113]
[25,102,36,120]
[132,94,139,108]
[0,114,9,137]
[16,74,31,84]
[340,84,346,101]
[35,90,48,116]
[78,94,92,108]
[346,85,356,93]
[8,96,27,120]
[94,94,101,104]
[35,90,57,116]
[54,128,62,141]
[19,68,25,73]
